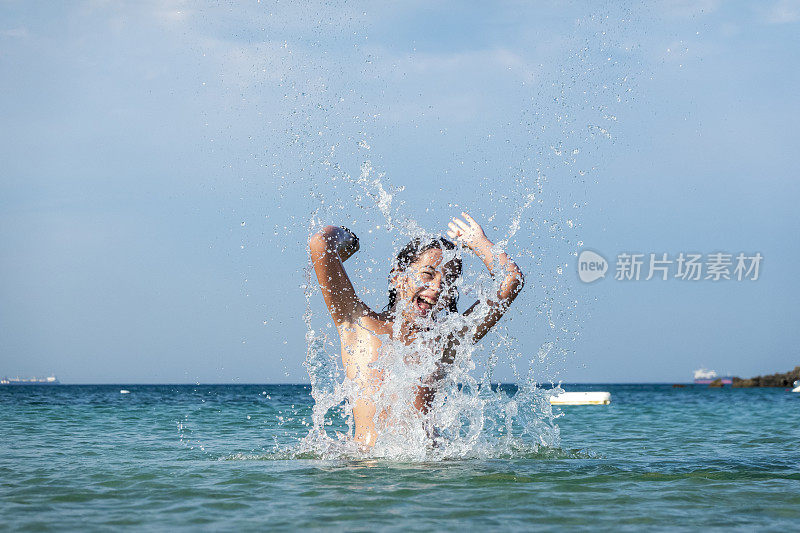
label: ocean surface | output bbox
[2,384,799,531]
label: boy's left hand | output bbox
[447,212,489,250]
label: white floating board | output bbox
[550,391,611,405]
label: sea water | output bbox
[2,384,799,530]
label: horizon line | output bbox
[2,381,699,386]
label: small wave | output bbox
[218,443,599,463]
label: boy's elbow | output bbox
[309,233,325,253]
[309,226,337,250]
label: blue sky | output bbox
[1,1,798,383]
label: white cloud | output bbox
[152,6,191,25]
[762,0,800,23]
[658,37,722,63]
[199,37,294,86]
[388,47,538,84]
[364,47,541,124]
[1,27,29,38]
[77,0,191,26]
[656,0,721,19]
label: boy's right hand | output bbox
[337,226,360,261]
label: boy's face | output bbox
[394,248,460,323]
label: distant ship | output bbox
[693,368,732,385]
[1,375,60,385]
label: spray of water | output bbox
[295,173,563,461]
[193,1,639,461]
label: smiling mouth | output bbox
[413,295,437,316]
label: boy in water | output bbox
[308,213,524,446]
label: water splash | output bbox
[296,173,563,461]
[199,1,640,461]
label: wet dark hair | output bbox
[385,236,462,314]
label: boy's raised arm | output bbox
[309,225,365,326]
[447,213,525,343]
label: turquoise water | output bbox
[2,384,799,530]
